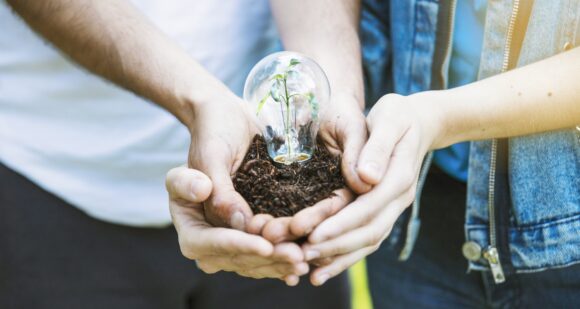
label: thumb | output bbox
[356,121,403,185]
[340,122,372,194]
[166,166,213,203]
[204,163,253,231]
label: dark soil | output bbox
[233,135,346,217]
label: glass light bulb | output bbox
[243,52,330,165]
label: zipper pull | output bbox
[483,246,506,283]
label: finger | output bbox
[247,214,274,235]
[310,256,333,267]
[302,192,410,260]
[284,275,300,287]
[198,242,303,264]
[271,242,305,264]
[310,246,376,286]
[197,256,297,278]
[310,151,419,244]
[289,189,353,237]
[262,217,300,243]
[356,121,404,185]
[179,225,273,260]
[166,166,213,203]
[204,163,253,231]
[237,262,309,280]
[340,121,372,194]
[195,260,221,274]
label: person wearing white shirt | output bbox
[0,0,352,307]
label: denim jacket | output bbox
[361,0,580,282]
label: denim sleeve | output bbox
[360,0,392,108]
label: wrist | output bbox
[332,88,365,110]
[409,90,458,150]
[179,80,237,131]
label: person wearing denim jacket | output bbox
[287,0,580,307]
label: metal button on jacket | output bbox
[462,241,482,261]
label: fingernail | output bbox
[230,211,245,230]
[365,161,379,175]
[305,250,320,261]
[316,274,330,286]
[190,183,198,201]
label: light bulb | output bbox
[243,51,330,165]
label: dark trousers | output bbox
[367,167,580,309]
[0,163,350,309]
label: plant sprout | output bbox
[244,52,330,165]
[255,58,319,163]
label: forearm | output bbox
[7,0,232,127]
[431,47,580,148]
[270,0,364,108]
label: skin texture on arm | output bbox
[433,47,580,149]
[6,0,224,126]
[303,47,580,286]
[7,0,257,228]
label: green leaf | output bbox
[270,80,282,102]
[286,70,299,79]
[289,58,300,67]
[256,92,270,115]
[270,73,284,81]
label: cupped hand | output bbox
[247,188,355,244]
[187,91,259,231]
[318,93,371,194]
[246,94,367,248]
[299,93,445,285]
[167,166,309,285]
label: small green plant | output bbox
[256,58,319,163]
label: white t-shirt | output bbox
[0,1,278,226]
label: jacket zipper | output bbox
[485,0,521,284]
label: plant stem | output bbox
[283,76,292,161]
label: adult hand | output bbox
[167,166,309,285]
[253,94,367,244]
[248,188,355,244]
[187,91,259,231]
[300,93,445,286]
[318,93,371,195]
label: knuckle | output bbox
[178,238,198,260]
[230,255,248,268]
[326,243,346,257]
[365,145,388,160]
[361,209,378,225]
[196,261,218,274]
[365,227,384,247]
[404,187,417,206]
[398,169,416,189]
[407,184,418,201]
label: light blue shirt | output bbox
[433,0,487,182]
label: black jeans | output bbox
[0,163,350,309]
[367,167,580,309]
